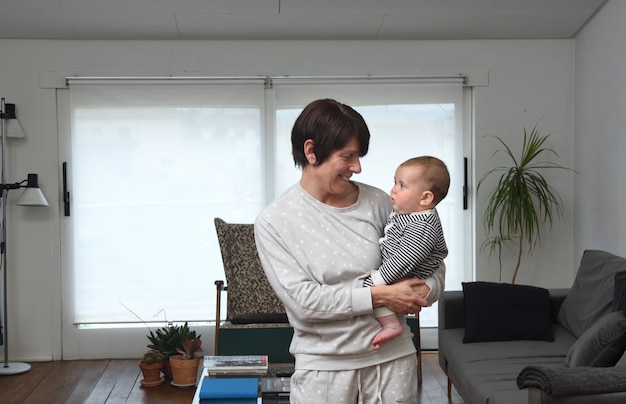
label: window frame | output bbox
[58,77,473,358]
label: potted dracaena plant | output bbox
[477,123,576,284]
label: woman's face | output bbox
[303,137,362,204]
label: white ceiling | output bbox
[0,0,608,41]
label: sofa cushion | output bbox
[440,326,576,404]
[462,282,554,343]
[613,271,626,313]
[229,313,289,324]
[558,250,626,337]
[565,311,626,367]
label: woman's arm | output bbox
[423,261,446,305]
[370,278,429,314]
[371,261,446,312]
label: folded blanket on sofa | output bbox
[517,365,626,396]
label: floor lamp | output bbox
[0,98,49,375]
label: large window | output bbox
[59,77,470,358]
[272,82,467,334]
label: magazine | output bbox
[203,355,269,376]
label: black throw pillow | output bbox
[463,281,555,343]
[613,271,626,313]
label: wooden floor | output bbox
[0,353,464,403]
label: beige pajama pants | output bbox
[289,353,417,404]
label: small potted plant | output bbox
[139,349,164,387]
[147,323,187,379]
[169,330,203,386]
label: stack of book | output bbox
[260,377,290,403]
[203,355,269,378]
[197,355,291,403]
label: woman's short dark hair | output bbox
[291,99,370,168]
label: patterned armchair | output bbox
[213,218,294,363]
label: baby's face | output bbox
[390,165,431,214]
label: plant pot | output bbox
[169,355,200,386]
[162,356,173,379]
[139,361,164,387]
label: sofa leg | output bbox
[447,377,451,397]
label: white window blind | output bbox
[67,81,266,325]
[272,81,466,329]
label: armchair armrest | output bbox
[215,279,225,354]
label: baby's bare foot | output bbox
[371,326,404,349]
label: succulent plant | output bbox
[147,322,200,358]
[142,349,164,364]
[147,323,186,357]
[176,334,202,360]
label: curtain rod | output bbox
[66,76,269,86]
[66,74,467,87]
[268,74,466,86]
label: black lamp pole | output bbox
[0,98,31,375]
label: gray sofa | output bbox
[438,250,626,404]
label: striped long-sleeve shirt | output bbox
[365,209,447,287]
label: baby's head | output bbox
[392,156,450,214]
[402,156,450,205]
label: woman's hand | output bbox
[412,281,432,300]
[370,278,429,315]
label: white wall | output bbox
[574,0,626,267]
[0,39,576,360]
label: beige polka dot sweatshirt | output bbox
[255,181,421,371]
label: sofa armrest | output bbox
[438,290,465,329]
[548,288,570,322]
[528,387,626,404]
[518,365,626,398]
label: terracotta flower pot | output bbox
[139,361,164,387]
[162,356,172,379]
[169,355,201,386]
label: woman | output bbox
[255,99,444,403]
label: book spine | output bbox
[207,372,267,378]
[261,392,290,398]
[262,398,290,404]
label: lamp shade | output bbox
[4,103,25,138]
[16,174,49,206]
